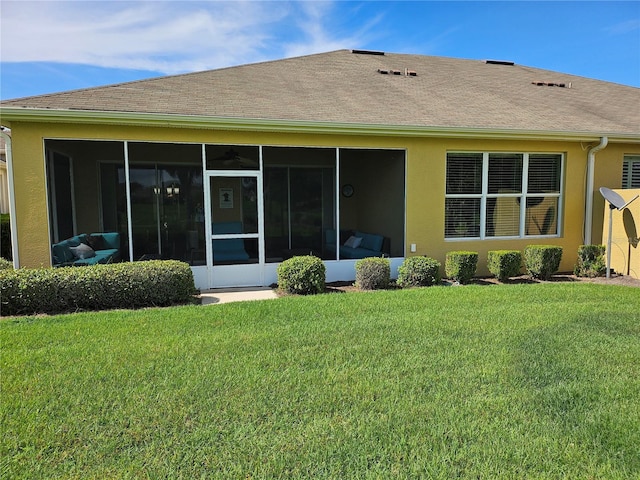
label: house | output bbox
[0,133,9,214]
[1,49,639,288]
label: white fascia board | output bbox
[1,107,639,144]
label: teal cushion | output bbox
[71,235,87,246]
[93,250,116,264]
[52,242,74,264]
[215,238,245,253]
[53,233,120,265]
[212,223,248,261]
[339,246,378,259]
[212,222,243,234]
[213,240,250,261]
[355,231,383,252]
[91,232,120,250]
[96,248,118,260]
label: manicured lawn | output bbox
[2,283,639,479]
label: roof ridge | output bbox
[4,49,635,104]
[516,64,640,89]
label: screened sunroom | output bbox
[44,139,406,289]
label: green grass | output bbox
[2,283,639,479]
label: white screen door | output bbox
[206,172,264,287]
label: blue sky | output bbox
[1,1,639,101]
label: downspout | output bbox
[0,128,19,268]
[584,136,608,245]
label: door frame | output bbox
[46,150,77,243]
[204,169,265,288]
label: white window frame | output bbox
[445,151,564,240]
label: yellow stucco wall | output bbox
[405,137,583,275]
[588,144,640,245]
[7,120,640,276]
[9,124,50,267]
[601,189,640,279]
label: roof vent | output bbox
[484,59,515,66]
[352,49,385,56]
[532,81,570,88]
[377,68,418,77]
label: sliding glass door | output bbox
[121,164,205,263]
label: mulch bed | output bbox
[321,273,640,293]
[272,274,639,297]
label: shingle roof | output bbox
[2,50,639,136]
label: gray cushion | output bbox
[69,243,96,260]
[344,235,363,248]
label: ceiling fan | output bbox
[216,149,258,168]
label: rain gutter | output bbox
[1,107,640,143]
[584,137,608,244]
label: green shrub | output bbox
[397,256,441,288]
[0,260,197,316]
[0,257,13,270]
[445,251,478,284]
[487,250,522,281]
[524,245,563,280]
[355,257,390,290]
[574,245,606,278]
[277,255,325,295]
[0,214,11,260]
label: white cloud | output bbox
[283,2,384,59]
[0,1,384,74]
[605,19,640,35]
[2,1,282,73]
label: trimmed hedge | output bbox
[0,260,197,316]
[0,257,12,270]
[487,250,522,281]
[277,255,325,295]
[445,251,478,284]
[397,256,441,288]
[574,244,606,278]
[355,257,390,290]
[524,245,563,280]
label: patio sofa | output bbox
[52,232,121,267]
[325,229,390,259]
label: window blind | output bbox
[623,156,640,189]
[446,153,482,194]
[444,198,481,238]
[488,154,523,193]
[488,197,520,237]
[528,154,561,193]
